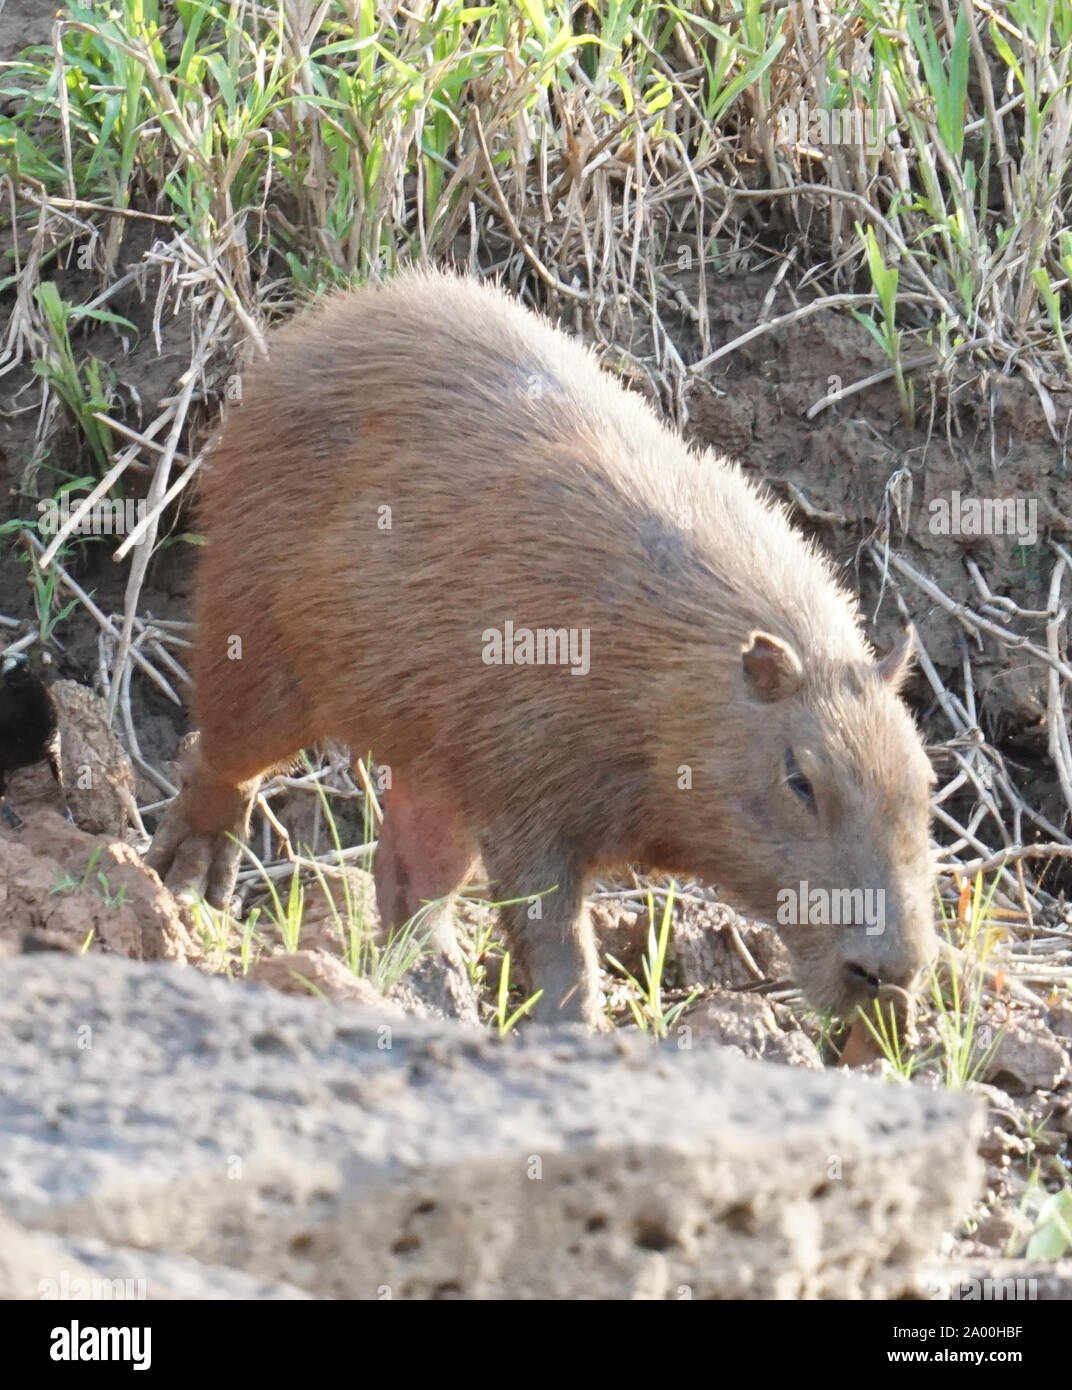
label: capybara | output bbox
[148,268,937,1025]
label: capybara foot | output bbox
[529,969,605,1028]
[146,801,245,909]
[147,737,254,909]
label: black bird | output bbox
[0,652,63,827]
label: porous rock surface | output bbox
[0,954,984,1299]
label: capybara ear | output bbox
[876,621,915,690]
[741,631,804,702]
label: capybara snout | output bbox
[148,267,937,1026]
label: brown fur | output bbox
[149,269,937,1023]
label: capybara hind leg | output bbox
[148,734,270,909]
[483,842,602,1027]
[374,777,480,1021]
[374,778,479,940]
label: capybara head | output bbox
[705,624,937,1020]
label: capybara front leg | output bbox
[483,842,602,1027]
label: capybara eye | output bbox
[785,748,816,812]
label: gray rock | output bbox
[393,948,481,1024]
[983,1020,1069,1095]
[0,954,984,1299]
[679,989,823,1069]
[1049,999,1072,1041]
[668,901,791,992]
